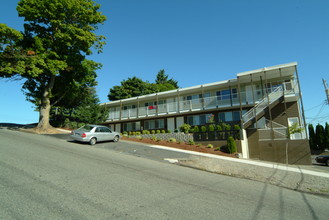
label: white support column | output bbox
[241,129,250,159]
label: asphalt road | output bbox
[0,128,328,219]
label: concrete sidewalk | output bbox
[141,142,329,196]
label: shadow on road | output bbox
[0,123,37,130]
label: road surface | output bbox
[0,128,328,219]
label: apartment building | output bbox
[102,62,311,164]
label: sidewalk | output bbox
[142,142,329,196]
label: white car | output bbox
[71,124,120,145]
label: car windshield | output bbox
[79,125,94,131]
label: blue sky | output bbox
[1,0,329,125]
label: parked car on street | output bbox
[71,124,120,145]
[315,155,329,166]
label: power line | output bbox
[304,101,326,112]
[308,102,327,124]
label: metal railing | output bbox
[242,86,284,125]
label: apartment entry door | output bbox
[245,85,256,105]
[167,118,175,132]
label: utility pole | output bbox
[323,79,329,104]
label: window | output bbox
[123,105,136,110]
[187,114,213,126]
[144,119,164,130]
[219,111,242,122]
[231,88,238,99]
[232,111,240,121]
[217,88,238,100]
[123,122,141,131]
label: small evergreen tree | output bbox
[324,122,329,150]
[208,124,215,132]
[179,123,191,134]
[308,124,316,150]
[193,126,199,133]
[227,136,237,154]
[315,124,325,150]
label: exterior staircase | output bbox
[242,86,284,128]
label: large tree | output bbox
[0,0,106,131]
[108,70,179,101]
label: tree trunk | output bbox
[36,75,56,131]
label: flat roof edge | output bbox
[237,62,298,77]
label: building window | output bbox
[217,88,237,100]
[144,119,165,130]
[187,114,213,126]
[219,111,242,122]
[123,121,141,131]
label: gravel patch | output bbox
[178,156,329,196]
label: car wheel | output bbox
[89,137,97,145]
[113,135,119,142]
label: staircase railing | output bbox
[242,86,284,126]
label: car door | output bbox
[94,127,104,141]
[101,127,115,141]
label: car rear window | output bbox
[80,125,94,131]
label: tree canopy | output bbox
[108,69,179,101]
[0,0,106,131]
[309,122,329,151]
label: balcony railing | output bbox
[107,82,298,121]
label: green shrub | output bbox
[227,136,237,154]
[142,130,147,134]
[151,130,155,134]
[151,135,157,141]
[233,124,241,140]
[174,129,179,133]
[234,124,241,130]
[179,123,191,134]
[136,131,141,135]
[214,147,220,151]
[197,143,202,147]
[156,130,161,134]
[193,126,199,133]
[207,144,214,148]
[132,132,136,136]
[168,138,176,143]
[161,130,166,133]
[208,124,215,132]
[128,131,132,135]
[156,138,162,142]
[216,124,222,131]
[146,130,150,134]
[136,136,143,140]
[225,124,231,131]
[167,130,172,133]
[123,131,128,136]
[176,141,181,144]
[201,126,207,133]
[188,139,195,145]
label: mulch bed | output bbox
[121,136,236,158]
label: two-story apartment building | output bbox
[102,62,311,164]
